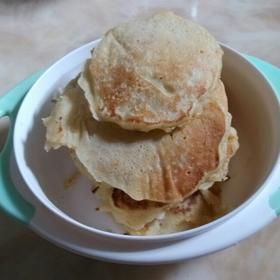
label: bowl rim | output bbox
[13,40,280,242]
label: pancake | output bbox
[70,151,231,235]
[78,11,223,132]
[96,186,167,231]
[43,78,238,203]
[96,186,224,235]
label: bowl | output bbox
[11,40,280,244]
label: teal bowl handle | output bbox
[0,70,44,224]
[245,55,280,96]
[245,55,280,215]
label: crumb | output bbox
[225,175,231,181]
[59,116,63,120]
[64,170,80,189]
[51,98,57,103]
[95,207,100,211]
[123,232,130,235]
[91,186,99,194]
[211,183,223,195]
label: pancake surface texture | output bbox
[78,11,223,132]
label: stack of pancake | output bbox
[43,12,239,235]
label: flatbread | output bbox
[43,79,238,203]
[96,186,225,235]
[78,11,223,132]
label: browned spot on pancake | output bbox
[93,65,138,117]
[112,189,165,210]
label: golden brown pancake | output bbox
[78,11,223,132]
[43,78,238,203]
[96,186,225,235]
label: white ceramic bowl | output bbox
[13,40,280,244]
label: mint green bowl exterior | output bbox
[0,70,44,223]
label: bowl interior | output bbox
[221,48,279,209]
[13,42,280,240]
